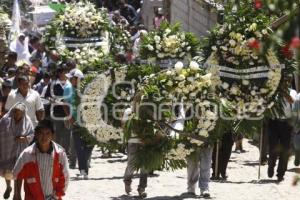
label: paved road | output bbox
[1,140,299,200]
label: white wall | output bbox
[170,0,218,38]
[141,0,165,30]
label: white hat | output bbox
[139,30,148,36]
[66,69,84,79]
[18,33,25,37]
[158,8,164,15]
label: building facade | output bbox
[142,0,222,38]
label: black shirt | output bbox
[120,4,137,24]
[45,80,67,118]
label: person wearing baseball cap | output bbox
[63,68,93,179]
[65,68,84,80]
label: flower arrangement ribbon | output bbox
[139,59,190,69]
[62,36,103,42]
[64,42,104,48]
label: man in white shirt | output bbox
[5,75,45,127]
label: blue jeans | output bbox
[72,127,94,174]
[187,147,213,192]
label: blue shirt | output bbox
[63,84,77,121]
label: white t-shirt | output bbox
[5,89,44,127]
[170,102,185,138]
[122,107,133,122]
[122,107,141,143]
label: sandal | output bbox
[3,186,12,199]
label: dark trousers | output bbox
[73,128,94,174]
[212,132,234,178]
[53,120,71,156]
[268,119,292,178]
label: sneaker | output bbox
[77,170,87,179]
[220,173,228,180]
[3,186,12,199]
[277,176,284,182]
[201,189,210,198]
[268,167,274,178]
[138,189,147,199]
[83,174,89,180]
[210,176,221,180]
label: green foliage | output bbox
[109,25,131,56]
[103,64,160,130]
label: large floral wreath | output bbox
[77,64,160,152]
[125,61,219,171]
[202,1,294,119]
[43,1,109,71]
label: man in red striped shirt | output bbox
[13,120,69,200]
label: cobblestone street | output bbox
[1,140,299,200]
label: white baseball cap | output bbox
[66,69,84,79]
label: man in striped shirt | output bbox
[13,120,69,200]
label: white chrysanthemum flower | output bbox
[175,61,184,72]
[178,74,186,81]
[154,35,161,42]
[230,86,239,95]
[166,70,172,76]
[229,39,236,47]
[260,88,268,94]
[242,80,249,86]
[147,45,154,51]
[166,80,173,86]
[199,130,209,138]
[190,139,204,146]
[211,46,218,51]
[158,53,165,58]
[221,82,229,90]
[262,29,268,35]
[189,61,199,71]
[165,28,171,34]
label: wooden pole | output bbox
[258,121,264,180]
